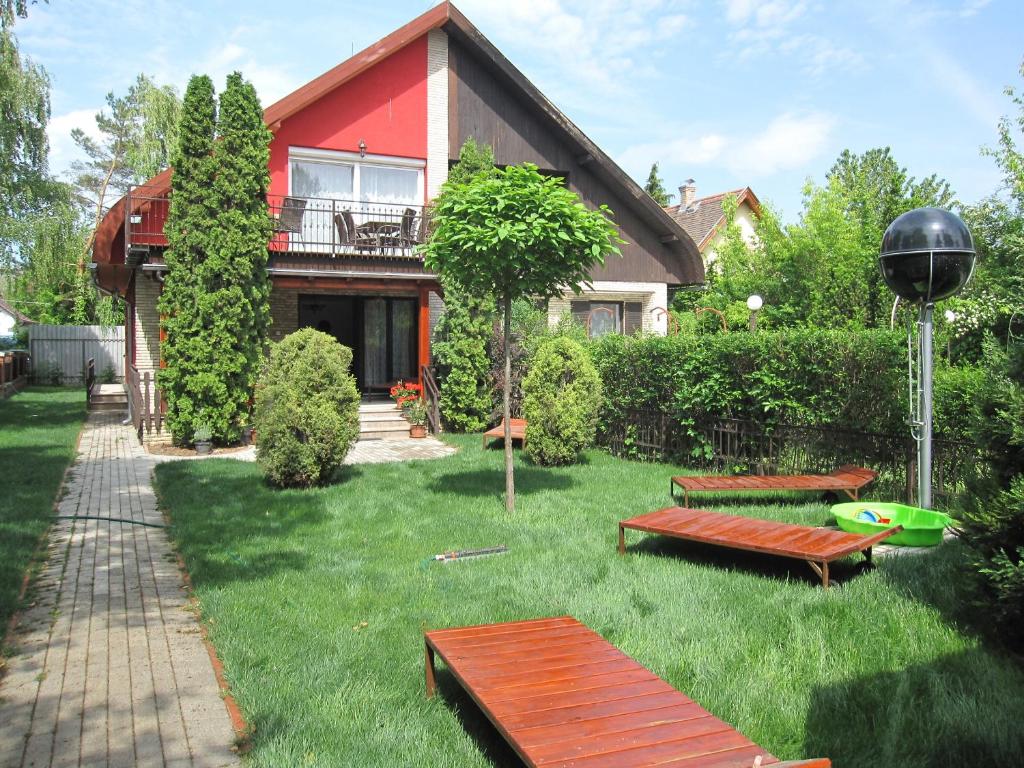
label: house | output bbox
[665,179,762,267]
[92,2,703,408]
[0,296,32,339]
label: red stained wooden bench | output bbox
[425,616,831,767]
[483,418,527,449]
[620,507,900,588]
[670,465,878,507]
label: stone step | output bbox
[360,411,408,424]
[88,400,127,412]
[359,402,401,414]
[359,429,414,441]
[90,393,128,404]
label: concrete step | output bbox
[359,429,415,441]
[90,393,128,404]
[359,402,401,414]
[360,411,408,424]
[88,400,127,412]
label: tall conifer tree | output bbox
[158,74,218,441]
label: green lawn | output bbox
[155,435,1024,768]
[0,388,86,639]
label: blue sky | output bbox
[18,0,1021,221]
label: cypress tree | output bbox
[158,74,218,442]
[206,71,272,443]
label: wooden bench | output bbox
[620,507,900,588]
[425,616,831,767]
[670,465,878,507]
[483,418,527,449]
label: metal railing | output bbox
[421,364,441,434]
[127,365,165,440]
[124,185,428,259]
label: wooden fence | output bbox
[28,325,124,385]
[0,350,30,400]
[600,409,986,506]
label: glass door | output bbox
[361,297,417,392]
[290,158,354,250]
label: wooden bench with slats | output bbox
[670,465,878,507]
[483,418,527,449]
[619,507,900,588]
[425,616,831,767]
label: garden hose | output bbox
[55,514,167,529]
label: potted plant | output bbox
[193,422,214,455]
[405,400,428,438]
[389,380,423,410]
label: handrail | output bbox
[85,357,96,403]
[127,365,144,438]
[126,364,165,440]
[421,364,441,434]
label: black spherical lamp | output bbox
[879,207,975,509]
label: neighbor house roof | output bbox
[665,187,762,252]
[0,296,33,325]
[93,1,701,279]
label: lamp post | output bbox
[746,294,763,332]
[879,208,975,508]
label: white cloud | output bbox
[47,108,102,178]
[618,111,836,180]
[959,0,992,17]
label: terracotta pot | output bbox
[410,424,427,438]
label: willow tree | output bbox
[423,163,621,512]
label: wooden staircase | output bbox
[88,383,129,412]
[359,401,412,441]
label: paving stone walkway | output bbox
[151,435,457,464]
[0,413,238,768]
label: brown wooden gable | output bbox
[445,24,703,286]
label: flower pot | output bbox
[194,440,213,455]
[242,426,254,445]
[410,424,427,439]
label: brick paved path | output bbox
[0,413,238,768]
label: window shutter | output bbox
[570,300,590,328]
[624,302,643,335]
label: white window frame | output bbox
[287,147,425,204]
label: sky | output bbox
[16,0,1022,222]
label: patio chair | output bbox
[398,207,420,250]
[273,197,307,238]
[340,209,378,253]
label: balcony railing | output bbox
[123,186,428,259]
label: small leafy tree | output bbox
[254,328,360,488]
[431,138,497,432]
[423,163,621,511]
[522,336,602,465]
[644,162,672,206]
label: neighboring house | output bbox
[0,297,32,339]
[665,179,762,267]
[92,2,703,404]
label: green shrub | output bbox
[432,278,494,432]
[962,341,1024,646]
[522,337,601,465]
[254,329,360,488]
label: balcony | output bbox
[123,186,428,261]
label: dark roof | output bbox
[0,296,33,324]
[665,187,762,252]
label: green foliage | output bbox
[430,139,497,432]
[643,162,672,206]
[961,341,1024,645]
[158,72,271,444]
[254,329,360,488]
[590,329,909,459]
[522,336,602,465]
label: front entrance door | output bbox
[298,294,417,393]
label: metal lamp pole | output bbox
[917,303,934,509]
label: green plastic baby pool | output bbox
[831,502,952,547]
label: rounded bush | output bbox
[254,328,360,487]
[522,336,602,466]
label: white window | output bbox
[288,148,424,250]
[588,302,622,337]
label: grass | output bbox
[155,435,1024,768]
[0,388,86,639]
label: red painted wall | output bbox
[268,36,429,197]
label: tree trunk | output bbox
[503,293,515,513]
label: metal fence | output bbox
[28,325,124,385]
[600,409,987,506]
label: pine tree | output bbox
[644,162,672,206]
[158,74,218,442]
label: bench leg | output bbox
[864,546,873,564]
[425,642,437,698]
[842,488,857,501]
[618,524,626,555]
[806,560,830,588]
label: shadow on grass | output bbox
[804,648,1024,766]
[427,468,576,498]
[156,462,335,586]
[434,669,523,768]
[625,534,873,588]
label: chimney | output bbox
[679,179,696,207]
